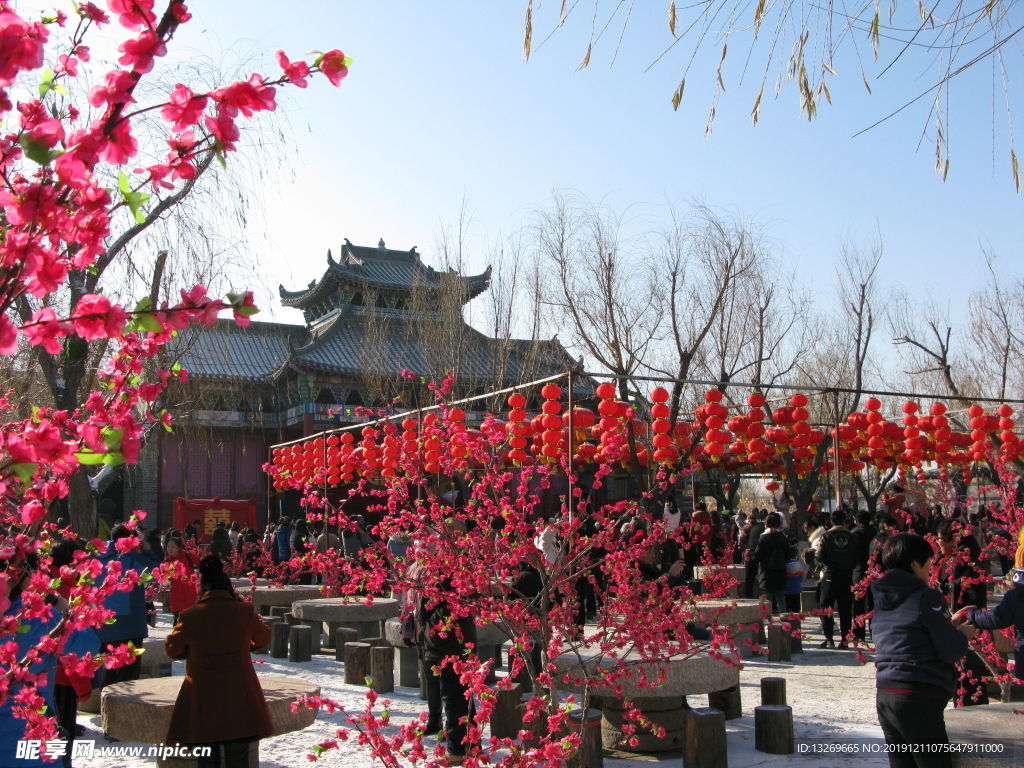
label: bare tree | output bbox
[783,238,885,517]
[534,192,660,384]
[968,252,1024,403]
[644,204,760,438]
[890,251,1024,479]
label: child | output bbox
[872,533,972,767]
[785,545,805,613]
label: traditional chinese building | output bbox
[137,239,582,529]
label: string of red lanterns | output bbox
[268,385,1021,487]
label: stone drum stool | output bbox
[101,675,319,768]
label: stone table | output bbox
[945,702,1023,767]
[291,597,401,644]
[158,579,269,611]
[101,675,319,768]
[693,564,746,597]
[690,598,767,658]
[383,617,508,687]
[551,642,741,752]
[231,577,270,589]
[690,598,765,626]
[245,585,325,615]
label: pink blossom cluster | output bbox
[0,0,350,746]
[263,378,764,767]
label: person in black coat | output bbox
[849,510,877,640]
[814,509,858,648]
[954,567,1024,682]
[754,512,789,615]
[741,510,766,600]
[871,533,972,768]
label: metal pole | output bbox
[566,370,574,523]
[833,390,843,511]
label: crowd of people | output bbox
[3,487,1022,768]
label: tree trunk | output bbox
[68,470,97,539]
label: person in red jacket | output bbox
[165,537,198,624]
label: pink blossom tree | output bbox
[270,382,751,767]
[0,0,348,747]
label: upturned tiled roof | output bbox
[278,313,578,386]
[279,239,491,309]
[176,315,584,392]
[173,319,305,381]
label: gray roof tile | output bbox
[173,320,303,381]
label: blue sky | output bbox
[42,2,1024,326]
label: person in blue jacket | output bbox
[953,567,1024,681]
[0,553,100,767]
[96,524,160,688]
[870,532,972,768]
[275,517,294,564]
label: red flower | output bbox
[88,69,137,108]
[108,0,157,31]
[171,3,191,22]
[229,291,258,327]
[73,294,128,340]
[0,9,48,87]
[213,74,277,117]
[0,315,18,355]
[20,501,46,526]
[77,2,110,25]
[204,110,240,151]
[161,84,207,131]
[118,31,167,73]
[318,50,350,86]
[98,118,138,165]
[276,51,310,88]
[27,254,69,298]
[55,53,79,77]
[24,307,70,354]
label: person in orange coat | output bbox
[164,556,274,768]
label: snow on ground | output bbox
[80,614,893,768]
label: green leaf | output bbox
[19,134,53,166]
[75,451,106,465]
[129,311,163,334]
[118,171,151,224]
[103,428,124,447]
[103,452,127,466]
[236,305,259,317]
[11,463,38,482]
[17,622,30,634]
[38,67,55,98]
[214,142,227,170]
